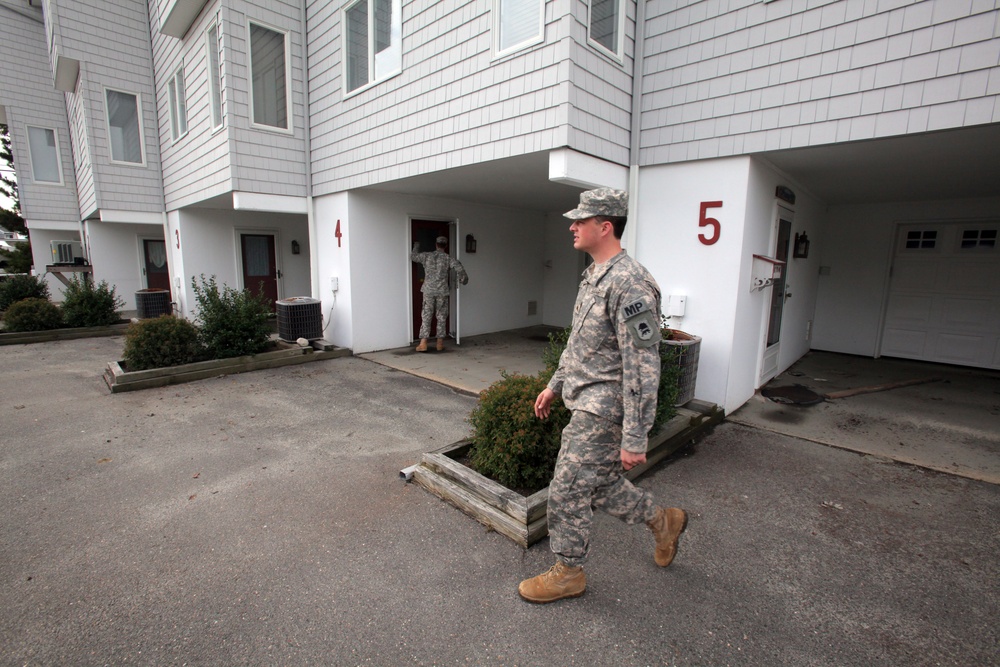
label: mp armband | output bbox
[622,300,661,349]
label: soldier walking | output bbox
[410,236,469,352]
[521,188,688,604]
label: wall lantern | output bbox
[465,234,477,253]
[291,239,301,255]
[793,232,810,259]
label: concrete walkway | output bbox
[1,336,997,666]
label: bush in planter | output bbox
[3,297,63,331]
[467,325,683,491]
[61,275,124,327]
[122,315,204,371]
[0,274,50,312]
[191,275,271,360]
[467,371,571,491]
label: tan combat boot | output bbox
[648,507,688,567]
[436,338,445,351]
[518,561,586,603]
[415,339,428,352]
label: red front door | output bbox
[411,219,451,340]
[240,233,278,311]
[143,239,171,294]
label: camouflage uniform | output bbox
[411,243,469,340]
[547,249,663,567]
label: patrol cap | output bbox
[435,236,448,245]
[564,187,628,219]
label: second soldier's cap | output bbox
[564,188,628,219]
[436,236,448,245]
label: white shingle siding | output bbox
[308,0,632,196]
[0,5,79,224]
[641,0,1000,165]
[45,0,165,214]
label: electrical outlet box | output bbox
[330,276,339,292]
[667,295,687,317]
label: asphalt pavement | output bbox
[1,336,997,666]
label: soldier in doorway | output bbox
[410,236,469,352]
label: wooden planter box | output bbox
[0,321,130,346]
[412,399,723,547]
[103,344,351,393]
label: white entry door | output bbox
[881,222,999,369]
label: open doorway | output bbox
[410,219,452,341]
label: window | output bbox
[167,65,188,141]
[904,230,937,250]
[589,0,623,59]
[495,0,543,55]
[960,228,997,250]
[344,0,401,94]
[26,126,63,184]
[206,23,223,130]
[105,88,144,164]
[249,21,291,131]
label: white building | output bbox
[1,0,997,414]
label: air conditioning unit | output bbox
[275,297,323,342]
[50,240,84,265]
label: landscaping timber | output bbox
[0,322,130,346]
[412,399,723,547]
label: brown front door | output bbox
[240,233,278,311]
[143,239,171,293]
[411,219,451,340]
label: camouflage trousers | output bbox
[548,410,657,567]
[419,294,449,339]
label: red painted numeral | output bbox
[698,201,723,245]
[335,219,342,247]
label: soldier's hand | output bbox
[621,449,646,470]
[534,388,556,419]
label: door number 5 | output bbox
[698,201,723,245]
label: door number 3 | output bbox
[698,201,723,245]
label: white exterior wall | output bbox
[641,0,1000,164]
[0,7,79,225]
[85,220,165,310]
[635,155,824,413]
[812,195,1000,357]
[314,190,557,354]
[168,207,310,318]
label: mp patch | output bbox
[622,300,660,349]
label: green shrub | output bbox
[191,275,271,359]
[467,371,571,491]
[60,275,124,327]
[3,297,63,332]
[0,274,50,311]
[122,315,204,371]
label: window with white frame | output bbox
[206,22,223,130]
[344,0,401,94]
[249,21,291,130]
[495,0,543,55]
[589,0,623,59]
[105,88,144,164]
[26,125,63,184]
[167,64,188,141]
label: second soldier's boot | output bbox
[647,507,688,567]
[517,561,586,603]
[436,338,445,351]
[415,338,428,352]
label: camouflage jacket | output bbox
[410,248,469,296]
[548,250,662,454]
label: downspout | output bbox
[625,0,647,256]
[300,0,318,301]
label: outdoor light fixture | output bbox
[291,239,301,254]
[793,232,810,259]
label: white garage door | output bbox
[881,222,999,369]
